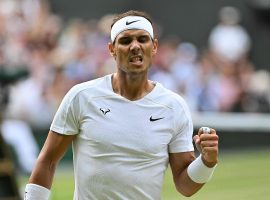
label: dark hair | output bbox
[111,10,153,28]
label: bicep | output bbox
[38,130,76,163]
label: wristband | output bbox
[187,155,217,183]
[24,183,51,200]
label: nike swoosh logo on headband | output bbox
[126,20,140,25]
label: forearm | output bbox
[173,167,204,197]
[170,153,217,197]
[25,153,58,200]
[28,155,58,189]
[25,131,74,200]
[178,155,217,196]
[28,131,75,188]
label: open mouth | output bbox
[129,55,143,63]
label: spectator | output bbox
[208,6,251,63]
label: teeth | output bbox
[130,57,141,62]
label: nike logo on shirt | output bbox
[126,20,140,25]
[150,116,164,122]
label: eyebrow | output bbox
[118,33,150,39]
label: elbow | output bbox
[182,192,195,197]
[178,189,196,197]
[175,185,201,197]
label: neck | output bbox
[112,72,154,101]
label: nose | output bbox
[130,39,141,52]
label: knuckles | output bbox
[199,134,219,141]
[200,140,219,147]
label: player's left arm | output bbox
[169,127,219,197]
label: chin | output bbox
[130,66,148,73]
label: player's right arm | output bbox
[25,84,81,199]
[25,130,75,199]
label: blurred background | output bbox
[0,0,269,199]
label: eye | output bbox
[118,37,132,45]
[138,35,150,43]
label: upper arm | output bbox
[38,130,76,164]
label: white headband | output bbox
[111,16,154,43]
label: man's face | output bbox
[109,29,158,75]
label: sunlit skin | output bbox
[108,29,158,100]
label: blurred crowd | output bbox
[0,0,270,172]
[1,0,270,119]
[150,6,270,114]
[0,0,270,124]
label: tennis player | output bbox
[24,10,219,200]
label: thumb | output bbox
[193,135,202,153]
[193,135,200,144]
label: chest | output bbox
[78,97,174,154]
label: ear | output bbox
[152,39,158,55]
[108,42,116,58]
